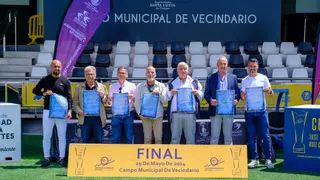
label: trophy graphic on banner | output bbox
[230,147,242,176]
[75,147,86,175]
[291,110,308,154]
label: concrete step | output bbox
[0,58,33,66]
[0,65,32,73]
[3,51,39,59]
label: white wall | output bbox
[0,0,29,5]
[296,0,320,13]
[37,0,43,14]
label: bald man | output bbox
[135,66,167,144]
[204,56,239,145]
[33,60,72,168]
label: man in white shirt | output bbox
[241,58,274,169]
[135,66,167,144]
[166,62,204,144]
[108,67,136,144]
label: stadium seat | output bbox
[111,68,118,82]
[171,41,185,54]
[75,54,91,67]
[116,41,131,54]
[98,41,112,54]
[212,68,218,74]
[114,54,130,67]
[132,68,146,83]
[233,68,248,83]
[192,69,208,80]
[36,52,53,66]
[258,68,268,77]
[292,68,310,83]
[133,54,149,67]
[191,55,206,67]
[280,42,296,54]
[156,69,169,82]
[153,55,168,68]
[298,42,313,54]
[189,41,204,54]
[172,68,178,78]
[171,54,186,68]
[225,41,240,54]
[244,42,259,54]
[209,54,221,67]
[272,68,290,83]
[267,54,284,67]
[153,41,167,54]
[248,54,264,67]
[135,41,149,54]
[95,54,110,67]
[208,41,223,54]
[42,40,55,53]
[71,67,85,82]
[229,54,245,68]
[83,41,94,54]
[286,54,302,67]
[262,42,278,54]
[30,67,47,81]
[96,67,108,82]
[304,54,314,68]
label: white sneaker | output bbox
[265,159,274,169]
[248,160,259,168]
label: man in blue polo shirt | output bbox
[241,58,274,169]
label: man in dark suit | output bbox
[204,56,240,144]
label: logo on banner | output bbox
[232,123,243,137]
[95,156,115,171]
[204,157,224,171]
[91,0,102,6]
[199,122,209,137]
[150,1,176,10]
[74,10,90,28]
[291,110,308,154]
[301,90,312,101]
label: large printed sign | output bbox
[45,0,281,44]
[284,105,320,172]
[67,144,248,178]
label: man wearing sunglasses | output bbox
[108,67,136,143]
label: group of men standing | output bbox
[33,55,274,169]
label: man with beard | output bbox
[241,58,274,169]
[134,66,167,144]
[33,60,72,168]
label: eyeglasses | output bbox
[119,87,122,93]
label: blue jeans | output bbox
[245,111,271,160]
[81,116,102,143]
[111,113,134,144]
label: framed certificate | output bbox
[216,90,235,115]
[177,88,194,113]
[140,93,159,119]
[49,93,68,119]
[112,93,130,117]
[82,90,100,116]
[246,87,265,112]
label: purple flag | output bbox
[312,23,320,104]
[55,0,110,76]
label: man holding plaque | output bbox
[204,56,239,145]
[166,62,204,144]
[135,66,167,144]
[108,67,136,144]
[241,58,274,169]
[73,66,108,143]
[32,60,72,168]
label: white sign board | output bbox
[0,103,21,162]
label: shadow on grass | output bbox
[1,165,39,169]
[260,162,320,176]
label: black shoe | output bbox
[40,159,50,168]
[57,159,67,168]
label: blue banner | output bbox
[45,0,281,44]
[284,106,320,172]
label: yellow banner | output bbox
[67,144,248,178]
